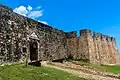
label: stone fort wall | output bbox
[0,4,68,63]
[67,29,117,64]
[0,4,118,64]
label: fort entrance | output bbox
[29,32,39,62]
[30,40,38,61]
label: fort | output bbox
[0,4,118,65]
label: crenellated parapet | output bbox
[93,32,101,40]
[65,31,77,38]
[80,29,92,36]
[100,34,106,40]
[111,37,116,43]
[66,29,117,42]
[106,36,111,42]
[66,29,117,48]
[66,29,118,64]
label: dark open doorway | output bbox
[30,41,38,61]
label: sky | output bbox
[0,0,120,51]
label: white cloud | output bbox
[28,10,43,19]
[13,6,28,16]
[13,5,43,18]
[27,5,32,11]
[38,20,48,25]
[13,5,48,24]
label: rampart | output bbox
[67,29,117,64]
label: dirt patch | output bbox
[41,61,120,80]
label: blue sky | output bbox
[0,0,120,51]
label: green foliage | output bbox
[0,64,86,80]
[65,55,89,63]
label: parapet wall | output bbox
[67,29,117,64]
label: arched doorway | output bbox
[30,40,38,61]
[29,32,39,62]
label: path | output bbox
[41,61,120,80]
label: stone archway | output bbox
[30,40,38,61]
[29,32,39,62]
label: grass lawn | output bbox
[0,64,86,80]
[90,64,120,74]
[72,60,120,74]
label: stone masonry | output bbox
[0,4,118,64]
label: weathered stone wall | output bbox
[92,32,101,64]
[0,4,118,64]
[66,29,118,64]
[78,30,90,61]
[36,25,68,60]
[66,31,78,59]
[0,4,68,64]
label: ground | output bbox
[0,64,86,80]
[71,60,120,74]
[44,61,120,80]
[0,61,120,80]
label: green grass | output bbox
[72,60,120,74]
[0,64,86,80]
[90,64,120,74]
